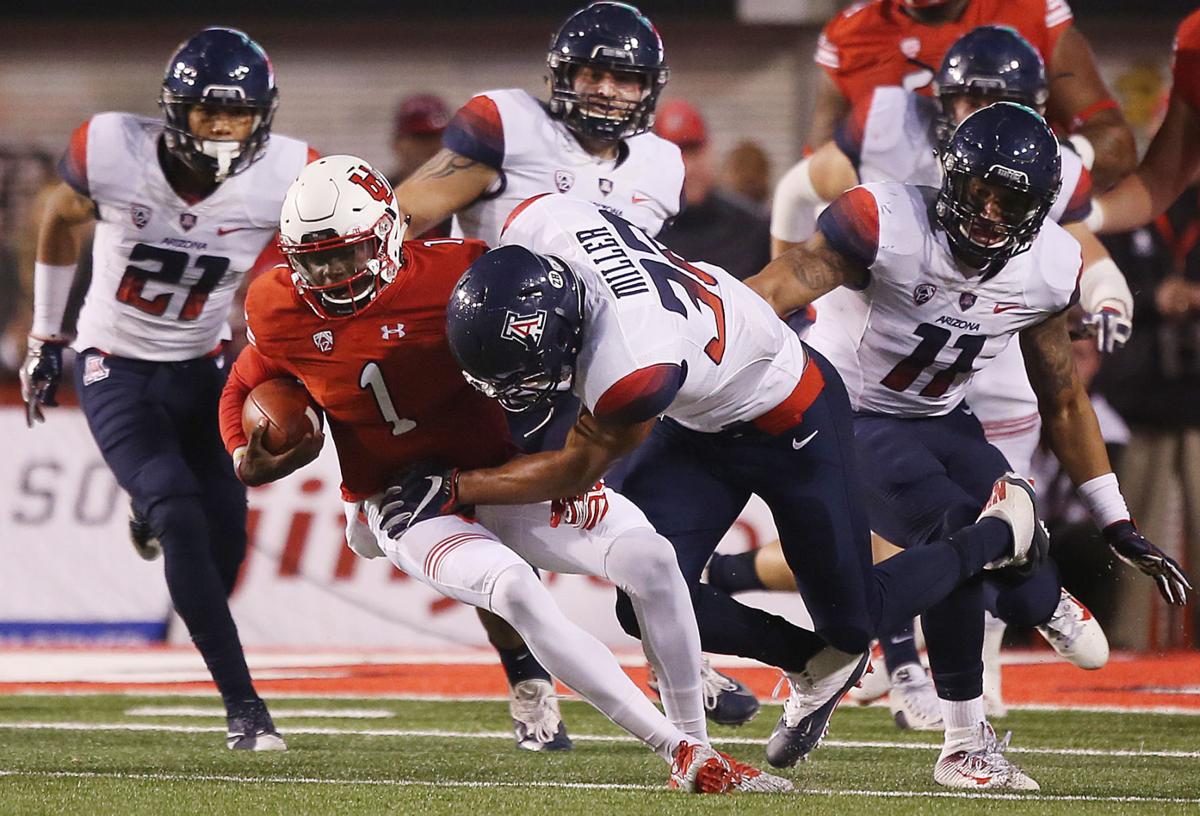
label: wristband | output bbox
[771,157,824,244]
[1068,134,1096,171]
[232,445,248,476]
[1079,257,1132,316]
[32,262,78,341]
[1078,472,1130,529]
[1083,199,1105,233]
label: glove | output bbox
[1104,520,1192,605]
[20,338,65,428]
[378,462,461,539]
[1081,306,1132,354]
[550,480,610,531]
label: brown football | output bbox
[242,379,322,455]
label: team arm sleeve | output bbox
[442,95,505,171]
[815,186,880,284]
[592,363,686,425]
[1043,0,1074,50]
[1059,167,1094,225]
[57,120,90,197]
[218,342,295,456]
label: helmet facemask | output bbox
[281,212,403,319]
[161,86,278,183]
[937,161,1057,271]
[548,57,667,142]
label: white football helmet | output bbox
[279,154,408,319]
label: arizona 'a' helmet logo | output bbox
[501,310,548,345]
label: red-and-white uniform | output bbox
[816,0,1072,103]
[1172,8,1200,115]
[839,86,1092,469]
[59,112,314,360]
[443,89,684,246]
[499,195,806,433]
[805,183,1080,418]
[218,238,654,603]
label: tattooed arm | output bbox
[393,149,500,238]
[745,229,869,318]
[1020,311,1112,484]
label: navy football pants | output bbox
[853,404,1062,701]
[613,348,1013,673]
[77,350,256,710]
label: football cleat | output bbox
[887,662,943,731]
[647,658,761,727]
[1036,588,1109,670]
[846,650,890,706]
[128,505,162,561]
[979,473,1049,576]
[668,741,733,793]
[982,613,1009,718]
[765,647,870,768]
[934,723,1039,791]
[510,679,573,752]
[226,699,286,751]
[718,751,795,792]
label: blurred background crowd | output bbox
[1,0,1198,650]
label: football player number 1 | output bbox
[359,362,417,436]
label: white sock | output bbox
[488,566,687,762]
[605,530,709,744]
[941,696,986,746]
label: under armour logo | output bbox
[381,323,406,340]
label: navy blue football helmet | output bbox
[160,27,279,181]
[934,26,1048,147]
[547,2,669,142]
[935,102,1061,272]
[447,246,584,412]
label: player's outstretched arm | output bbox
[457,411,656,508]
[219,343,324,487]
[1020,311,1192,603]
[1065,223,1134,353]
[1047,26,1137,190]
[21,182,97,426]
[393,148,499,238]
[1091,94,1200,234]
[747,230,867,318]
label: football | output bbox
[242,378,322,455]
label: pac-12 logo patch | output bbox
[130,204,152,229]
[555,170,574,193]
[502,310,547,345]
[913,283,937,305]
[312,330,334,353]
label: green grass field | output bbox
[1,694,1197,815]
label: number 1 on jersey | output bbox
[359,362,417,436]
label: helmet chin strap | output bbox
[199,140,242,182]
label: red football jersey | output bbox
[816,0,1073,104]
[1172,9,1200,115]
[219,238,518,501]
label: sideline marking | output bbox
[0,769,1197,804]
[2,721,1198,760]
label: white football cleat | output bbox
[718,751,795,792]
[1036,588,1109,670]
[510,679,572,751]
[934,723,1039,791]
[847,651,890,705]
[668,741,733,794]
[978,473,1049,574]
[982,613,1008,718]
[887,662,943,731]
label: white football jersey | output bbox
[843,87,1090,425]
[447,89,683,247]
[500,195,806,433]
[69,112,311,361]
[806,182,1081,417]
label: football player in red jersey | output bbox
[219,154,790,794]
[808,0,1134,189]
[1090,10,1200,233]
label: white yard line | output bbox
[0,769,1196,804]
[124,706,394,719]
[2,720,1198,760]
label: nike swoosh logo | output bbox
[217,226,254,236]
[631,195,651,204]
[409,476,445,525]
[993,303,1023,313]
[792,430,818,450]
[962,406,973,415]
[889,634,914,645]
